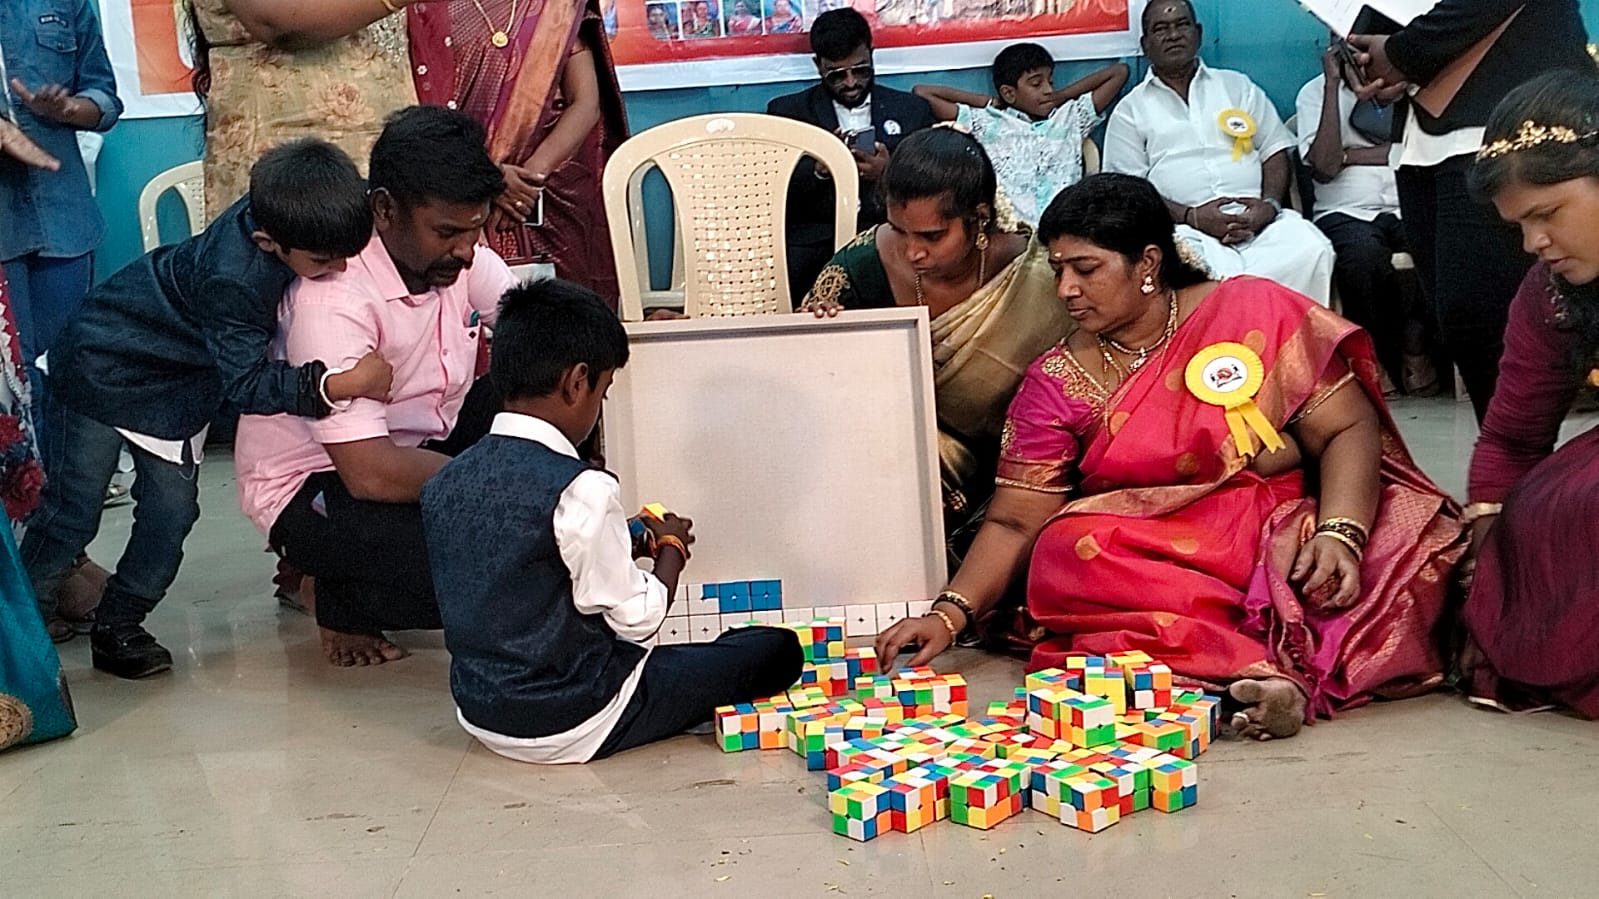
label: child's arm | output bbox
[912,84,994,121]
[558,475,681,641]
[195,276,390,419]
[1050,61,1131,114]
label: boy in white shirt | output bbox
[421,279,803,763]
[915,46,1128,227]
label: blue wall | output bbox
[91,0,1599,278]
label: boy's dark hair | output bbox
[992,43,1054,92]
[1038,173,1210,290]
[368,105,505,210]
[810,8,871,61]
[491,279,630,399]
[248,138,370,257]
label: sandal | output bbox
[1402,353,1440,397]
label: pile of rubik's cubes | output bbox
[714,644,1219,842]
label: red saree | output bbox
[1000,277,1465,719]
[410,0,628,305]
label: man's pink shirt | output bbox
[234,234,516,535]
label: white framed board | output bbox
[603,308,946,638]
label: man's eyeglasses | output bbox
[822,64,874,87]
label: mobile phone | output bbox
[1333,38,1367,87]
[526,191,544,228]
[849,126,876,155]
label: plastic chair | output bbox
[603,113,861,321]
[138,160,206,252]
[1081,137,1100,176]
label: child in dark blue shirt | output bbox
[22,139,392,678]
[423,280,801,763]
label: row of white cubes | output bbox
[644,600,936,646]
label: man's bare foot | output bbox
[1228,678,1307,741]
[56,558,109,624]
[320,628,407,667]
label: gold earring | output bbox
[1141,274,1156,295]
[975,220,990,252]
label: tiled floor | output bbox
[4,397,1597,898]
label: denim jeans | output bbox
[20,404,200,626]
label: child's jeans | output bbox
[593,626,804,759]
[21,404,200,627]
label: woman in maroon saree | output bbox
[877,175,1465,738]
[1458,73,1599,716]
[410,0,628,307]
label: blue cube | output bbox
[718,581,751,614]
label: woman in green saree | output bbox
[801,127,1073,564]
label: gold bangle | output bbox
[656,534,690,561]
[1461,502,1503,526]
[1313,529,1364,561]
[935,589,976,620]
[1318,516,1370,544]
[925,609,957,639]
[379,0,400,14]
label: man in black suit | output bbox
[1348,1,1590,419]
[767,8,934,306]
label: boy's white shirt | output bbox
[457,411,665,764]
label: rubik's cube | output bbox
[1064,656,1128,716]
[1124,719,1188,755]
[830,780,892,841]
[825,747,910,791]
[860,667,966,717]
[855,696,906,725]
[843,647,879,682]
[789,617,846,663]
[1176,693,1224,739]
[842,715,891,742]
[949,759,1029,829]
[1089,757,1153,814]
[1028,760,1091,818]
[801,658,853,697]
[1025,667,1083,693]
[1025,687,1074,740]
[714,695,794,752]
[1063,693,1117,748]
[884,761,973,833]
[1150,756,1198,812]
[786,685,831,709]
[1122,661,1175,711]
[1056,746,1115,768]
[1056,771,1123,832]
[1153,710,1209,759]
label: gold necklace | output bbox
[1098,289,1178,373]
[469,0,520,48]
[913,244,987,306]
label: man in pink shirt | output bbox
[235,106,517,667]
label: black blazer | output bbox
[1381,0,1590,136]
[766,83,935,245]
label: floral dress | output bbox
[193,0,418,220]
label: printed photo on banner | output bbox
[609,0,1144,91]
[100,0,202,119]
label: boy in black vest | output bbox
[422,279,802,763]
[22,139,393,678]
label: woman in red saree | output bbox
[410,0,628,307]
[878,174,1465,739]
[1457,73,1599,716]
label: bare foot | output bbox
[320,628,407,667]
[1228,678,1307,741]
[55,558,108,623]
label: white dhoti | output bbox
[1176,210,1336,306]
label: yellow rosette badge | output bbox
[1185,342,1285,457]
[1217,108,1256,161]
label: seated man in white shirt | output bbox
[1105,0,1335,304]
[1297,40,1434,394]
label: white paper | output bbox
[1297,0,1432,36]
